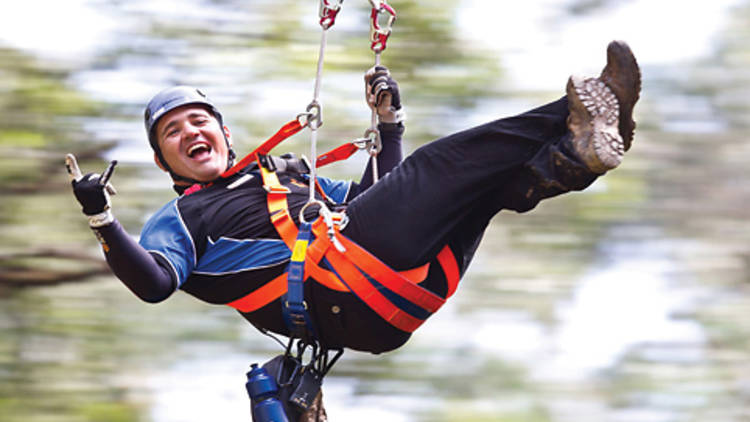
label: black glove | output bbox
[364,65,405,124]
[66,154,118,226]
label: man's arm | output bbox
[67,155,176,303]
[93,221,176,302]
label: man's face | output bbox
[154,105,232,183]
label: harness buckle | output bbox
[257,153,277,172]
[264,184,292,194]
[299,155,312,174]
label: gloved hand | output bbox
[66,154,118,227]
[364,65,405,124]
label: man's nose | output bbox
[183,123,200,139]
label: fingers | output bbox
[66,155,117,195]
[65,154,83,182]
[365,66,395,107]
[100,160,118,195]
[372,77,392,106]
[99,160,117,185]
[364,65,389,85]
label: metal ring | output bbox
[299,200,326,224]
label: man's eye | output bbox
[167,129,179,138]
[195,119,209,125]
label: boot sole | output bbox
[568,75,624,173]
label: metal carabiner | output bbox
[368,0,396,53]
[298,200,346,252]
[319,0,344,30]
[302,100,323,130]
[363,127,382,155]
[296,111,313,128]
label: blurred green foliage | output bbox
[1,1,750,421]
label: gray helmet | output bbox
[144,86,235,184]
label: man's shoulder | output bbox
[142,197,183,234]
[145,187,217,225]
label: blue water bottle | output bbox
[246,363,289,422]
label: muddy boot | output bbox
[599,40,641,151]
[566,41,641,173]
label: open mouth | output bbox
[187,142,212,159]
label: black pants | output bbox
[312,96,599,353]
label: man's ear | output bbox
[223,125,232,147]
[154,153,167,172]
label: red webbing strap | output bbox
[316,143,360,167]
[222,120,305,179]
[312,223,444,313]
[226,272,288,313]
[437,246,460,298]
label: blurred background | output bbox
[1,0,749,421]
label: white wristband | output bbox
[88,209,114,228]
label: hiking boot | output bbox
[599,40,641,151]
[566,75,624,174]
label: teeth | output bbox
[188,143,210,156]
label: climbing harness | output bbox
[222,145,462,329]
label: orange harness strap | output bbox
[315,224,444,313]
[227,272,289,313]
[437,246,460,299]
[261,164,350,292]
[308,222,444,333]
[314,235,428,332]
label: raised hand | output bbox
[66,154,118,227]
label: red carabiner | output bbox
[369,0,396,52]
[319,0,344,30]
